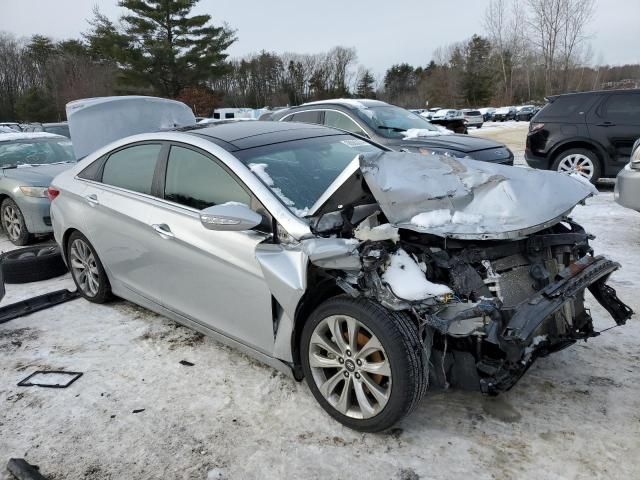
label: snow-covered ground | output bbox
[1,188,639,480]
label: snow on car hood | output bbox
[356,151,596,240]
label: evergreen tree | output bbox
[356,69,376,98]
[86,1,235,97]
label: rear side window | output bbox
[538,95,590,119]
[286,111,322,124]
[164,145,251,210]
[600,93,640,121]
[101,144,161,194]
[323,111,366,135]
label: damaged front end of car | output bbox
[293,151,633,394]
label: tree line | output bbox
[1,0,639,122]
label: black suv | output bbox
[267,100,514,164]
[526,89,640,182]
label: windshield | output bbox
[353,105,439,139]
[235,134,381,216]
[0,138,75,168]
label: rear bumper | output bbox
[524,150,551,170]
[614,164,640,212]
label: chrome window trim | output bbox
[281,108,370,138]
[71,132,313,240]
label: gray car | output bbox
[0,132,76,245]
[268,99,514,164]
[50,121,632,432]
[615,139,640,211]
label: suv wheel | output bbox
[300,296,428,432]
[552,148,601,183]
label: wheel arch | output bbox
[549,139,606,167]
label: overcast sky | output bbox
[2,0,639,78]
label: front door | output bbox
[146,144,276,354]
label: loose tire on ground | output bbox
[300,295,428,432]
[1,244,67,283]
[66,231,112,303]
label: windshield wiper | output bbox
[376,126,406,132]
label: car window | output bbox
[539,95,587,118]
[323,111,366,135]
[287,111,322,124]
[600,94,640,122]
[164,145,251,210]
[101,144,162,194]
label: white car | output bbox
[461,110,484,129]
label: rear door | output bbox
[80,142,166,302]
[588,92,640,173]
[145,143,276,354]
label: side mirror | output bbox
[200,203,262,231]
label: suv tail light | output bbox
[529,122,544,133]
[47,186,60,201]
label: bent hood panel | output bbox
[358,151,596,240]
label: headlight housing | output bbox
[418,147,466,159]
[19,186,49,198]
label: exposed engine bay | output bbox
[294,152,633,394]
[307,211,632,394]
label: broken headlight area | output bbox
[321,217,633,395]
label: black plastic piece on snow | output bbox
[17,371,83,388]
[7,458,48,480]
[0,289,80,325]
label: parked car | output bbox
[21,122,71,138]
[461,109,484,129]
[0,132,76,245]
[515,106,536,122]
[492,106,517,121]
[615,138,640,211]
[268,99,513,164]
[0,122,21,131]
[526,89,640,183]
[51,104,632,432]
[0,126,16,133]
[479,107,496,122]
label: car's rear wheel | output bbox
[2,198,31,246]
[552,148,601,183]
[301,296,428,432]
[67,231,111,303]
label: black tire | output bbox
[66,231,112,303]
[1,198,32,246]
[300,295,428,432]
[551,148,601,184]
[1,244,67,283]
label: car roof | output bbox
[181,120,346,151]
[0,132,66,143]
[300,98,390,109]
[551,88,640,100]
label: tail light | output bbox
[529,122,544,133]
[47,186,60,201]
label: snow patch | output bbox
[354,222,400,242]
[403,128,452,140]
[410,210,453,228]
[0,132,64,142]
[382,249,452,301]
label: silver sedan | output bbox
[615,139,640,212]
[50,121,632,431]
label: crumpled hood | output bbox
[358,151,596,240]
[2,163,73,185]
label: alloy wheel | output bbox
[308,315,392,419]
[557,153,595,180]
[69,238,100,296]
[2,204,22,241]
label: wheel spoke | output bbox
[310,331,341,358]
[345,316,358,353]
[319,370,344,398]
[327,316,348,354]
[353,378,376,416]
[308,352,342,369]
[356,335,383,360]
[360,359,391,377]
[360,373,390,405]
[335,376,352,414]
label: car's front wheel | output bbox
[301,296,428,432]
[1,198,31,246]
[67,231,112,303]
[552,148,601,183]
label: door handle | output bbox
[597,122,616,127]
[85,194,99,206]
[151,223,174,238]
